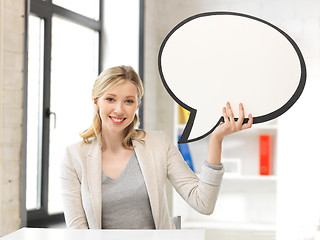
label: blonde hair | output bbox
[80,65,146,149]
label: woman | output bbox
[60,65,253,229]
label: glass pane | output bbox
[48,16,99,214]
[26,15,44,210]
[53,0,100,20]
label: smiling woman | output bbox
[60,65,253,230]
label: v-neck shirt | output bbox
[101,150,156,229]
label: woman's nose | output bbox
[114,102,123,114]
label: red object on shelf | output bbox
[259,135,272,175]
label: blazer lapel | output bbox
[85,138,102,229]
[133,140,160,229]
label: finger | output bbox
[222,106,229,123]
[242,113,253,130]
[227,102,235,124]
[236,103,245,128]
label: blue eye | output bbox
[125,100,134,104]
[106,98,115,102]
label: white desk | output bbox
[1,228,205,240]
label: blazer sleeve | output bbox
[163,131,224,215]
[60,146,89,229]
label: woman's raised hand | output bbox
[210,102,253,142]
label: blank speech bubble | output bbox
[158,12,306,143]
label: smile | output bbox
[109,116,126,123]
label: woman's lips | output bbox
[109,116,126,124]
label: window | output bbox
[26,0,101,224]
[53,0,100,20]
[25,0,144,226]
[48,15,99,213]
[26,15,44,211]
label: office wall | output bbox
[0,0,25,236]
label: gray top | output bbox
[101,150,156,229]
[101,150,223,229]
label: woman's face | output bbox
[95,80,139,135]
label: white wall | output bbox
[101,0,140,72]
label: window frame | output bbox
[23,0,103,226]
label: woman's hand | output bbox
[206,102,253,166]
[210,102,253,143]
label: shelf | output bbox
[253,124,277,131]
[220,174,277,192]
[223,175,277,181]
[195,173,277,182]
[177,124,187,130]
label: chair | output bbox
[171,216,181,229]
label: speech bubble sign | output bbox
[158,12,306,143]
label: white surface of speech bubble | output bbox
[158,12,306,143]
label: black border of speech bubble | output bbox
[158,11,307,144]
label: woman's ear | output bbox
[94,98,98,108]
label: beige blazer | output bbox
[60,131,224,229]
